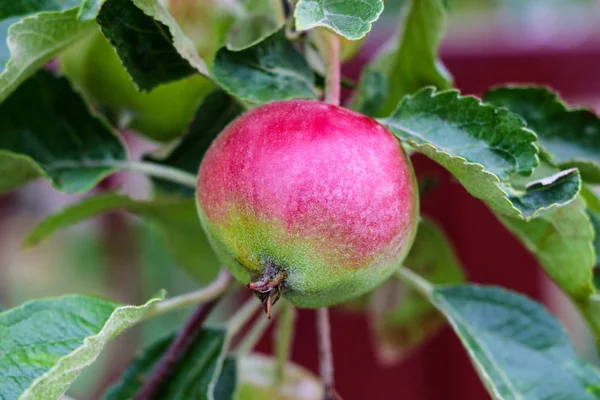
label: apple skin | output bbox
[59,29,214,142]
[196,100,418,308]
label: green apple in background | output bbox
[169,0,237,66]
[237,355,323,399]
[59,29,214,142]
[59,0,237,142]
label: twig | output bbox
[131,270,232,398]
[52,159,199,188]
[320,29,341,106]
[134,298,222,400]
[317,308,336,400]
[144,269,232,319]
[116,160,198,188]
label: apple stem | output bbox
[320,29,341,106]
[317,307,337,400]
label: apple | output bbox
[237,354,323,399]
[196,100,418,309]
[59,29,214,142]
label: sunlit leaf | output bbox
[294,0,383,40]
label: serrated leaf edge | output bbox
[380,88,584,220]
[212,28,319,104]
[129,0,210,77]
[386,88,540,175]
[19,292,166,400]
[487,85,600,173]
[0,9,96,104]
[406,140,523,218]
[293,0,384,40]
[505,168,582,220]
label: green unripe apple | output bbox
[237,355,323,400]
[59,28,214,142]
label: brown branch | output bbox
[133,298,222,400]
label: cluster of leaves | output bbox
[2,0,600,399]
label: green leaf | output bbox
[0,292,164,400]
[145,90,244,196]
[0,2,96,104]
[485,86,600,184]
[350,55,390,117]
[0,70,126,194]
[96,0,208,91]
[430,285,600,399]
[24,193,221,283]
[226,14,280,51]
[370,218,464,363]
[352,0,452,117]
[166,0,237,64]
[380,88,581,219]
[104,329,231,400]
[382,88,537,179]
[294,0,384,40]
[213,28,318,104]
[213,358,237,400]
[499,198,595,300]
[59,27,215,143]
[582,187,600,290]
[502,167,581,219]
[497,170,600,344]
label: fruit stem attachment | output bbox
[145,269,233,319]
[317,307,336,400]
[248,261,287,318]
[134,297,223,400]
[319,28,341,106]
